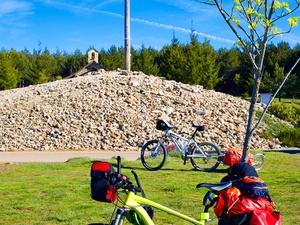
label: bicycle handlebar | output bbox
[110,157,144,194]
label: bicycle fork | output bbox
[151,141,163,158]
[111,208,127,225]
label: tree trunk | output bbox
[242,71,261,161]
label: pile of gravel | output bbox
[0,71,281,152]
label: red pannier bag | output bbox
[214,187,241,217]
[223,148,254,166]
[250,209,282,225]
[90,161,117,203]
[214,187,282,225]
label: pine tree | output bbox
[100,46,123,70]
[0,51,19,90]
[158,39,186,82]
[132,46,159,75]
[186,36,220,89]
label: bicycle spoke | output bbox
[141,140,167,171]
[190,142,221,171]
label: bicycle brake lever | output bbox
[131,170,146,198]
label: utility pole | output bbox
[124,0,131,71]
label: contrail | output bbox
[132,18,235,44]
[38,0,235,44]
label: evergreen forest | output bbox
[0,37,299,98]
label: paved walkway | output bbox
[0,151,140,163]
[1,148,299,163]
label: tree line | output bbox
[0,37,299,98]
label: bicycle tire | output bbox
[252,153,264,171]
[190,142,221,172]
[140,140,167,171]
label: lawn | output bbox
[0,153,299,225]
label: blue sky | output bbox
[0,0,299,53]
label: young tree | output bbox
[201,0,300,160]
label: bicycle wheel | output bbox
[252,153,264,170]
[141,140,167,171]
[190,142,221,172]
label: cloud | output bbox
[94,0,122,9]
[154,0,216,14]
[0,1,33,35]
[38,0,234,44]
[0,0,32,17]
[278,33,300,45]
[132,18,234,44]
[38,0,123,18]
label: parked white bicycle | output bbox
[140,120,222,171]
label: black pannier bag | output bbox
[90,161,117,202]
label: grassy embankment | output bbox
[261,99,300,147]
[0,153,299,225]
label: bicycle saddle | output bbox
[196,181,232,192]
[192,123,205,131]
[156,120,176,131]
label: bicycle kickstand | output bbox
[183,151,188,165]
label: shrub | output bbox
[278,127,300,147]
[259,113,299,147]
[269,101,300,126]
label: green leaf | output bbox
[233,18,241,25]
[234,5,242,11]
[249,21,258,30]
[245,8,255,15]
[288,17,299,27]
[264,19,271,27]
[272,27,281,35]
[254,0,263,4]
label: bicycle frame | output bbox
[111,191,209,225]
[164,130,207,159]
[165,130,192,154]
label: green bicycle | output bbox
[90,157,232,225]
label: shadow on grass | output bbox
[118,165,228,173]
[88,223,109,225]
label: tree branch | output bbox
[194,0,216,6]
[212,0,259,70]
[267,27,292,41]
[250,57,300,134]
[271,4,300,24]
[239,1,262,43]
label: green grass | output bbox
[0,153,299,225]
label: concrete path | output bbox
[0,151,140,163]
[1,148,299,163]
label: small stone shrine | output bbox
[66,48,102,78]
